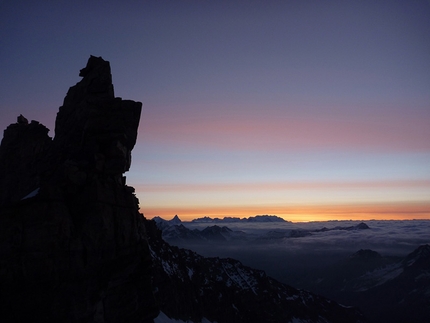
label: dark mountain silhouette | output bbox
[355,244,430,323]
[298,249,397,296]
[191,215,287,223]
[299,245,430,323]
[155,220,370,243]
[313,222,370,232]
[160,223,248,243]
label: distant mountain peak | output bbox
[350,249,382,260]
[404,244,430,268]
[248,215,287,222]
[191,215,287,223]
[169,214,182,224]
[202,225,233,233]
[314,222,370,233]
[413,244,430,256]
[356,222,370,230]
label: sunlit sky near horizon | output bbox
[1,1,430,221]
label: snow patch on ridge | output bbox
[21,188,40,200]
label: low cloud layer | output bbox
[169,220,430,286]
[182,220,430,255]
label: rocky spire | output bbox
[53,55,141,177]
[0,56,142,206]
[0,56,157,322]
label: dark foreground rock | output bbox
[0,56,157,322]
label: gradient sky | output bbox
[1,0,429,221]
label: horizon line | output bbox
[140,201,430,222]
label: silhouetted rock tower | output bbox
[0,56,157,322]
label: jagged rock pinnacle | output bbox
[54,55,142,176]
[64,55,114,105]
[0,57,157,322]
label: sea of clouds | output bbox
[171,220,430,287]
[182,220,430,255]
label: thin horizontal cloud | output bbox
[135,179,430,193]
[140,105,430,152]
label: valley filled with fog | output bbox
[155,217,430,291]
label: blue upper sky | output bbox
[1,0,429,220]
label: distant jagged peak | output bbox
[191,214,287,223]
[247,215,287,222]
[151,216,166,223]
[355,222,370,230]
[201,225,233,233]
[412,243,430,254]
[403,244,430,267]
[169,214,182,224]
[350,249,382,260]
[151,215,182,224]
[314,222,370,232]
[190,216,215,223]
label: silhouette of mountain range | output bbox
[154,215,370,243]
[190,215,288,223]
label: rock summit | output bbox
[0,56,157,322]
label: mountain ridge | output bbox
[299,244,430,323]
[145,219,364,323]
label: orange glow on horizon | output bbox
[141,202,430,222]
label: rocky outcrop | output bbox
[0,56,157,322]
[0,116,51,206]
